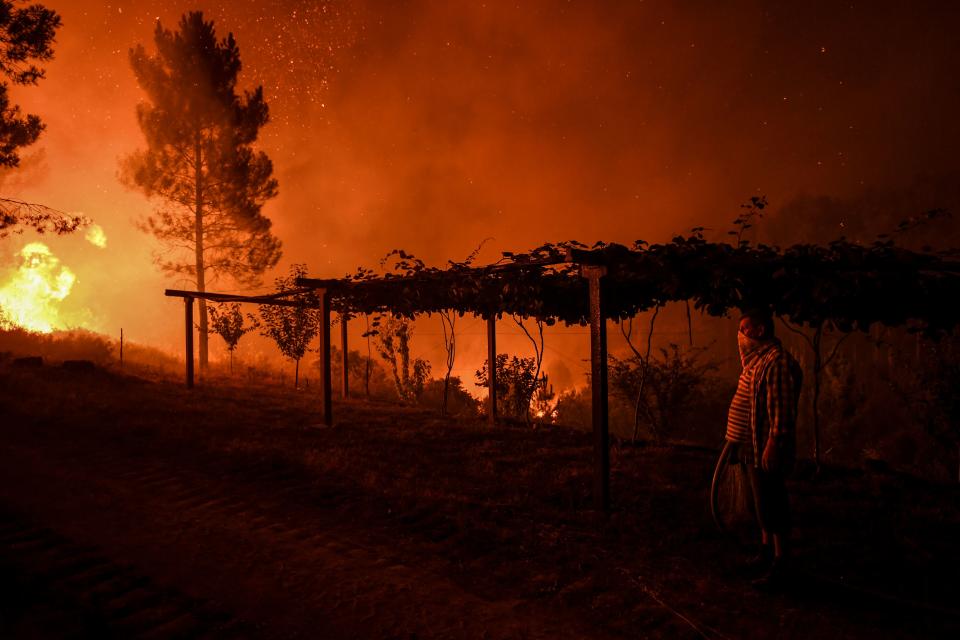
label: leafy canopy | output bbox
[258,264,319,364]
[207,302,258,352]
[0,198,86,238]
[123,11,281,287]
[0,2,78,239]
[306,233,960,335]
[0,0,60,168]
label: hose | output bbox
[710,440,733,533]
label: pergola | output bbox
[165,238,960,512]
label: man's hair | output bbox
[739,307,775,337]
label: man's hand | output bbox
[761,441,779,472]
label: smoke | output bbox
[2,0,959,364]
[760,173,960,248]
[270,1,960,276]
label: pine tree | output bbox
[0,0,60,168]
[0,2,77,237]
[122,12,281,371]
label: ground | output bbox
[0,363,957,638]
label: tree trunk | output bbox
[442,374,450,416]
[632,307,659,442]
[812,325,823,473]
[364,315,371,397]
[193,130,209,372]
[399,332,411,398]
[295,358,300,389]
[440,313,455,416]
[386,351,403,401]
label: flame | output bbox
[0,242,77,333]
[85,224,107,248]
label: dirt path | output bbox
[0,416,622,639]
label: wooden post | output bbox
[486,315,497,426]
[184,297,194,389]
[318,289,332,426]
[340,311,349,399]
[584,266,609,513]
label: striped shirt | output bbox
[726,339,803,468]
[725,364,755,444]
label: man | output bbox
[726,307,803,587]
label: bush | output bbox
[476,354,545,421]
[319,345,396,401]
[418,376,480,417]
[609,344,718,442]
[554,386,592,430]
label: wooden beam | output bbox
[317,289,332,426]
[184,296,194,389]
[487,315,497,426]
[583,265,609,513]
[340,311,349,399]
[165,288,317,308]
[294,257,563,291]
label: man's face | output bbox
[738,316,767,340]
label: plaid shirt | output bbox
[748,340,803,468]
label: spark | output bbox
[85,224,108,248]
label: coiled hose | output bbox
[709,440,734,533]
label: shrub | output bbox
[418,376,480,417]
[609,344,717,442]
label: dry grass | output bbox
[1,362,958,638]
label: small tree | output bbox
[476,316,550,425]
[419,375,480,417]
[207,302,258,373]
[531,373,556,422]
[373,315,430,402]
[259,265,317,388]
[898,334,960,481]
[610,344,716,442]
[475,354,541,421]
[329,344,390,398]
[514,315,547,422]
[438,309,456,415]
[619,307,660,441]
[778,318,849,471]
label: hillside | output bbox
[0,362,957,638]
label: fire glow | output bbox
[0,242,78,333]
[85,224,107,249]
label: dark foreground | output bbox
[0,364,958,638]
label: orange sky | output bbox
[3,0,960,388]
